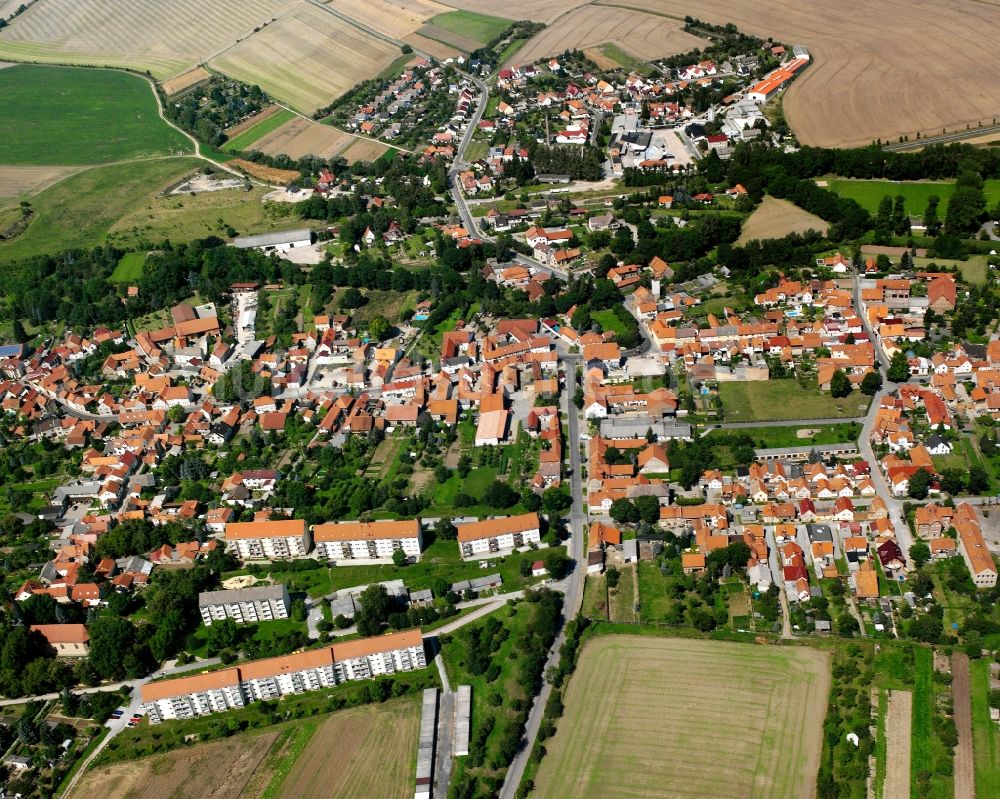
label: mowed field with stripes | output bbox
[531,636,831,799]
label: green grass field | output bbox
[825,178,1000,215]
[591,309,627,336]
[430,11,511,44]
[223,109,296,153]
[0,157,199,261]
[971,658,1000,796]
[708,422,862,450]
[109,251,146,283]
[911,255,988,285]
[0,65,191,165]
[531,635,830,798]
[108,183,303,252]
[719,380,871,422]
[598,43,643,71]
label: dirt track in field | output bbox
[884,690,912,799]
[952,654,975,799]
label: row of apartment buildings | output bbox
[140,630,426,723]
[224,513,543,563]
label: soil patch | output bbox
[884,690,912,799]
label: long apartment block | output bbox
[456,512,541,559]
[313,519,424,561]
[140,629,426,723]
[224,518,312,560]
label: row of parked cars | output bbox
[109,708,143,727]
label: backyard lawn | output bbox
[719,380,871,422]
[591,309,627,336]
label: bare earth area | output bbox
[252,118,352,160]
[0,165,79,199]
[73,731,279,799]
[737,196,829,244]
[531,635,831,799]
[277,697,420,799]
[512,5,706,66]
[884,690,912,799]
[228,159,301,184]
[597,0,1000,147]
[161,66,210,96]
[340,137,394,164]
[952,654,975,799]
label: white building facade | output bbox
[457,512,541,559]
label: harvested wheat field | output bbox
[404,33,462,60]
[340,137,394,164]
[0,165,79,199]
[0,0,297,78]
[332,0,451,40]
[74,730,280,799]
[229,159,301,184]
[252,117,352,160]
[531,635,830,799]
[599,0,1000,148]
[277,697,420,799]
[511,5,706,66]
[210,3,400,114]
[442,0,582,23]
[738,196,829,244]
[884,690,912,799]
[161,66,211,96]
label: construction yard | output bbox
[531,635,831,799]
